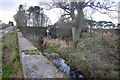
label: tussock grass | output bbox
[59,32,119,78]
[0,37,2,79]
[26,31,119,78]
[2,26,23,78]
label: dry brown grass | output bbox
[43,32,119,78]
[43,37,72,49]
[2,27,23,78]
[58,33,119,78]
[25,32,119,78]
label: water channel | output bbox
[42,52,85,79]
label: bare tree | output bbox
[40,0,118,46]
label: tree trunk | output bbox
[72,27,80,47]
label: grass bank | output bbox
[0,36,2,79]
[59,32,119,78]
[42,32,119,78]
[25,31,119,78]
[2,26,23,79]
[1,24,11,30]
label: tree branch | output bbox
[61,13,70,17]
[88,6,107,14]
[84,0,91,8]
[88,6,116,21]
[61,16,71,21]
[86,1,119,13]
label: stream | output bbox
[42,52,85,79]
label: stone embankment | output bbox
[17,30,67,78]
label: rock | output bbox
[72,73,76,78]
[78,74,84,78]
[60,59,70,76]
[0,69,2,73]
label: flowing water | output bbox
[42,52,85,78]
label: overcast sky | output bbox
[0,0,119,25]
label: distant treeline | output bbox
[17,26,120,39]
[17,26,72,39]
[17,26,47,37]
[91,29,120,35]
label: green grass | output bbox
[58,32,119,78]
[43,44,61,53]
[1,24,11,29]
[26,30,119,78]
[2,65,13,78]
[49,54,60,59]
[0,37,2,79]
[49,44,60,53]
[2,26,23,78]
